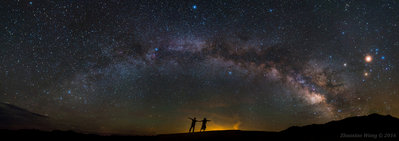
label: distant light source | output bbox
[193,5,197,9]
[365,55,372,63]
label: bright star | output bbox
[365,55,372,63]
[193,5,197,9]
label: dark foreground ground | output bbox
[1,113,398,141]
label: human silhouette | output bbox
[188,117,199,133]
[200,118,211,132]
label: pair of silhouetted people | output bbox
[188,117,211,133]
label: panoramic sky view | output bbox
[1,0,399,135]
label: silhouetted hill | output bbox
[0,129,96,137]
[0,103,48,118]
[281,113,399,140]
[0,103,52,130]
[157,113,398,140]
[157,130,278,141]
[0,113,398,140]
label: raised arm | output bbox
[188,117,193,120]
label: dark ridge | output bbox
[0,103,52,131]
[157,130,278,141]
[0,113,398,141]
[1,103,48,118]
[283,113,399,132]
[281,113,399,140]
[0,129,98,137]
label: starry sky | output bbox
[1,0,399,135]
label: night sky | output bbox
[1,0,399,135]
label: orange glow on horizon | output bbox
[206,124,233,131]
[205,121,242,131]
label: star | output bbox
[365,55,372,63]
[192,5,197,10]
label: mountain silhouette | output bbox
[281,113,399,140]
[0,103,47,118]
[0,103,51,130]
[0,110,398,140]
